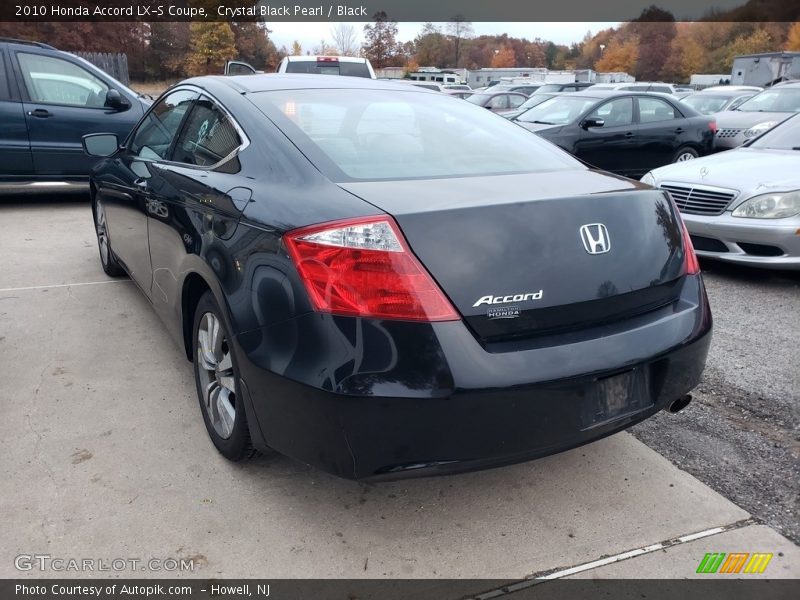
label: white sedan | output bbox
[642,114,800,270]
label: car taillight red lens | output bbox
[708,120,717,134]
[284,217,459,322]
[317,56,339,62]
[681,219,701,275]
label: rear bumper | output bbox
[235,275,712,480]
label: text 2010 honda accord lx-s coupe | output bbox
[83,75,712,480]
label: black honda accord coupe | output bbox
[83,75,711,480]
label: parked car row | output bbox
[2,36,797,272]
[511,90,716,178]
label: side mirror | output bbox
[105,89,131,112]
[83,133,120,157]
[581,117,605,129]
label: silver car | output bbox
[713,82,800,150]
[641,114,800,270]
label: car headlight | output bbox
[743,121,777,138]
[640,172,656,186]
[732,191,800,218]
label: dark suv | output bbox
[0,38,148,193]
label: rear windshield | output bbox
[249,88,581,181]
[285,60,371,78]
[736,88,800,113]
[681,94,730,114]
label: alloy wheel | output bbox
[196,312,236,439]
[675,152,696,162]
[95,199,109,266]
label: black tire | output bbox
[93,196,124,277]
[192,291,254,461]
[672,146,699,163]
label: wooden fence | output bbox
[73,52,129,85]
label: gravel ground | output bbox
[632,260,800,543]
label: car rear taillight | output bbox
[317,56,339,62]
[681,219,701,275]
[284,217,459,322]
[708,120,717,134]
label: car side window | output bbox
[129,90,196,160]
[588,97,633,126]
[638,97,677,123]
[17,52,109,107]
[171,96,242,167]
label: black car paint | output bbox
[0,39,146,183]
[517,92,715,178]
[90,75,712,480]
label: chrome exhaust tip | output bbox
[669,394,692,414]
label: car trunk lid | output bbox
[338,170,687,342]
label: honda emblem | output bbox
[579,223,611,255]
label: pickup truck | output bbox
[0,37,149,193]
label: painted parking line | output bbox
[0,279,131,293]
[469,519,756,598]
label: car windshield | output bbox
[535,84,563,93]
[250,88,581,180]
[735,88,800,113]
[516,94,556,111]
[748,114,800,150]
[465,93,493,105]
[516,95,600,124]
[681,94,731,114]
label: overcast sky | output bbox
[269,22,621,53]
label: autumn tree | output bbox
[291,40,303,56]
[595,37,640,74]
[331,24,359,56]
[490,46,516,68]
[186,22,237,76]
[629,7,676,80]
[148,22,191,80]
[446,16,474,67]
[230,22,279,71]
[362,11,402,68]
[788,22,800,51]
[414,23,450,67]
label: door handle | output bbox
[27,108,53,118]
[624,131,635,138]
[674,128,684,134]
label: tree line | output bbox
[0,6,798,84]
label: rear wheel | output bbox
[192,291,253,461]
[94,197,124,277]
[672,146,699,163]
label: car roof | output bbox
[688,90,753,98]
[568,89,676,99]
[186,74,437,95]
